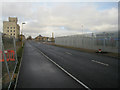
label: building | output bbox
[3,17,20,38]
[35,34,55,42]
[35,35,49,42]
[27,36,32,40]
[48,37,55,42]
[35,35,43,41]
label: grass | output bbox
[15,46,23,73]
[9,45,24,89]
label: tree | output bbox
[27,36,32,40]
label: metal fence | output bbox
[55,32,118,53]
[0,32,18,89]
[0,33,2,89]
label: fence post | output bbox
[13,37,18,63]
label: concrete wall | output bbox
[55,32,118,53]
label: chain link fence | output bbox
[0,32,20,89]
[55,32,118,53]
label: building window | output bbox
[14,27,15,29]
[11,27,12,29]
[7,30,9,32]
[7,27,9,29]
[14,30,15,32]
[11,30,12,32]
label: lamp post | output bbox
[21,22,26,47]
[81,24,84,35]
[81,24,84,46]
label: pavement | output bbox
[29,41,119,89]
[16,41,85,88]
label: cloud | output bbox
[1,2,118,38]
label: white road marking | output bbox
[35,47,91,90]
[91,60,109,66]
[65,52,72,55]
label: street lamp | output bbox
[21,22,26,47]
[81,24,84,47]
[81,24,84,35]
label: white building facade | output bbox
[3,17,20,38]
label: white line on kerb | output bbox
[92,60,109,66]
[37,49,91,90]
[65,52,72,55]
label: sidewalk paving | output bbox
[16,41,84,88]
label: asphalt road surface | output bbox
[17,41,119,89]
[30,41,118,89]
[16,41,85,88]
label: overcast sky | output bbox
[0,1,118,38]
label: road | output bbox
[17,40,118,89]
[16,41,85,88]
[30,41,118,89]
